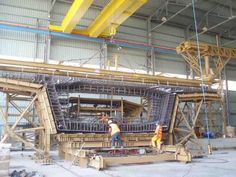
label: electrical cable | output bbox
[182,156,230,177]
[50,158,83,177]
[52,156,120,177]
[101,171,122,177]
[193,157,229,164]
[182,164,194,177]
[191,0,211,152]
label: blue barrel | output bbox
[203,131,214,138]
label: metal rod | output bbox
[189,15,236,39]
[151,2,193,32]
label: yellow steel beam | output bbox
[49,0,146,37]
[48,25,63,32]
[87,0,133,37]
[100,0,147,37]
[0,58,213,87]
[49,0,93,33]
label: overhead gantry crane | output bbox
[49,0,147,37]
[176,41,236,81]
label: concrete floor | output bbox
[9,150,236,177]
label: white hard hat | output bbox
[108,120,112,124]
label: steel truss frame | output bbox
[176,41,236,81]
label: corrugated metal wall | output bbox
[0,0,183,73]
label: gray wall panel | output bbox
[0,0,235,76]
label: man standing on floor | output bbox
[108,120,124,149]
[151,121,163,151]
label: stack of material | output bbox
[0,144,11,177]
[10,170,45,177]
[226,126,235,138]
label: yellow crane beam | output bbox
[86,0,132,37]
[49,0,93,33]
[99,0,147,37]
[49,0,147,37]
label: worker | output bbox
[151,121,163,151]
[108,120,124,149]
[99,112,109,123]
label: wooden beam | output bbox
[0,95,38,143]
[9,100,37,127]
[14,127,45,133]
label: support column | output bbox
[3,94,10,139]
[147,18,155,75]
[34,18,39,61]
[121,97,124,121]
[151,48,155,75]
[204,56,210,78]
[114,55,119,71]
[110,88,113,118]
[44,0,55,63]
[224,65,230,126]
[216,35,227,136]
[99,42,107,70]
[44,35,51,63]
[221,100,227,137]
[207,101,214,132]
[77,96,80,116]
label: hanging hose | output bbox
[191,0,212,155]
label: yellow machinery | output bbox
[49,0,147,37]
[177,41,236,81]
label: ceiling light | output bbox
[202,26,208,32]
[161,16,167,22]
[117,46,122,51]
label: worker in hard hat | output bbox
[96,112,108,123]
[151,121,163,151]
[108,120,124,149]
[99,112,109,123]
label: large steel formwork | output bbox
[53,77,175,133]
[0,59,225,167]
[0,65,221,137]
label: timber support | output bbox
[0,78,56,162]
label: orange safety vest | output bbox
[155,125,163,138]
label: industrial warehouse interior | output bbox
[0,0,236,176]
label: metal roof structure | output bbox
[90,0,236,42]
